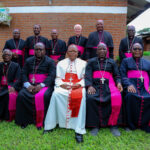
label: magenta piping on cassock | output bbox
[29,49,35,55]
[35,87,48,127]
[50,55,61,60]
[127,70,150,93]
[29,74,48,83]
[93,71,122,126]
[76,45,84,55]
[125,52,132,58]
[11,49,24,55]
[8,85,18,121]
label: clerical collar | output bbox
[53,39,57,42]
[98,30,103,33]
[128,36,134,40]
[14,38,19,41]
[35,57,42,62]
[98,57,106,62]
[4,62,10,66]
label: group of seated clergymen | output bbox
[0,19,150,144]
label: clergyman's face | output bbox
[132,44,143,58]
[74,26,82,36]
[51,30,58,40]
[33,25,41,36]
[127,26,135,38]
[67,46,78,61]
[13,30,20,39]
[97,45,107,58]
[96,21,104,31]
[34,44,45,58]
[2,51,12,62]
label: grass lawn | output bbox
[0,121,150,150]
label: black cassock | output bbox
[3,39,25,68]
[86,31,114,59]
[15,56,56,128]
[85,57,122,127]
[0,62,21,121]
[25,36,49,59]
[119,36,143,62]
[48,39,67,61]
[68,35,88,60]
[120,57,150,133]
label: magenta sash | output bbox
[29,49,35,55]
[50,55,61,60]
[1,76,7,86]
[11,49,23,55]
[127,70,150,93]
[8,86,18,121]
[35,87,48,127]
[125,52,132,58]
[29,74,47,84]
[76,45,84,55]
[93,71,122,126]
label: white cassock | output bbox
[44,58,86,134]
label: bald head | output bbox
[34,42,45,49]
[68,44,78,52]
[132,43,143,50]
[97,20,104,25]
[97,42,107,49]
[96,20,104,31]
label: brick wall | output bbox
[0,0,127,61]
[1,0,127,7]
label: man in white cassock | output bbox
[44,44,87,143]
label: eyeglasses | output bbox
[133,48,142,51]
[3,54,11,56]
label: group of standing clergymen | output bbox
[0,19,150,144]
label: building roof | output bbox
[128,0,150,23]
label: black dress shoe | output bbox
[43,129,53,135]
[37,127,42,130]
[75,133,83,143]
[21,124,27,129]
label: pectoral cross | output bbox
[101,77,105,84]
[16,49,18,54]
[3,76,7,84]
[140,75,144,83]
[31,77,36,84]
[52,49,55,55]
[69,77,73,83]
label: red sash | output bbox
[62,73,82,117]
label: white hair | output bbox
[3,49,12,56]
[74,24,82,30]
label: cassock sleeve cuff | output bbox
[24,82,31,88]
[40,83,46,87]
